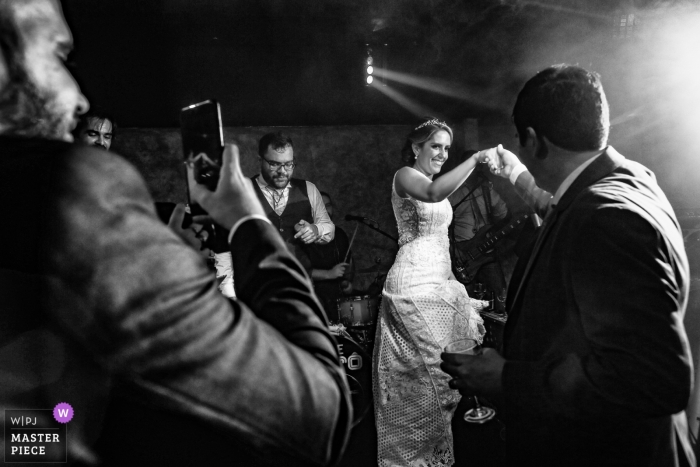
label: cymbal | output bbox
[356,264,391,274]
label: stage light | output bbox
[365,43,387,86]
[365,45,374,86]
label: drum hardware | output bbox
[346,325,375,351]
[336,294,380,352]
[329,327,372,427]
[337,295,379,327]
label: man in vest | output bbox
[251,132,335,270]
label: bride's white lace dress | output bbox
[373,171,486,467]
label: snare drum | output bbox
[337,295,379,327]
[329,327,372,426]
[337,295,380,351]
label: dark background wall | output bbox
[113,125,412,291]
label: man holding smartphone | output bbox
[0,1,351,466]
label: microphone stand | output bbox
[354,218,398,243]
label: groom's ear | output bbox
[521,127,536,148]
[526,128,549,160]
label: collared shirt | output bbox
[551,153,601,205]
[254,175,335,243]
[509,153,602,212]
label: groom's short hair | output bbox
[512,64,610,152]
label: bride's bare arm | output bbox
[395,150,495,202]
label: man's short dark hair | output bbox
[512,64,610,152]
[73,108,117,137]
[258,132,293,157]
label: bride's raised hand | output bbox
[473,147,502,174]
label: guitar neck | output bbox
[477,215,528,253]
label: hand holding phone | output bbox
[186,144,266,231]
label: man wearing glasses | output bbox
[252,132,335,270]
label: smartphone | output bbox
[180,99,223,191]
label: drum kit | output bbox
[329,294,380,426]
[330,215,394,426]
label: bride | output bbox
[373,117,495,467]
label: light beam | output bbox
[370,81,441,118]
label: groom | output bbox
[441,65,694,467]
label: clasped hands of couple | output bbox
[477,144,520,180]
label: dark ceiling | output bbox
[61,0,683,128]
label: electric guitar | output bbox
[451,213,529,284]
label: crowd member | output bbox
[448,156,510,313]
[441,65,694,467]
[251,132,334,272]
[72,108,115,150]
[0,2,351,466]
[307,191,353,322]
[372,117,496,467]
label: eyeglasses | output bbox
[262,157,296,171]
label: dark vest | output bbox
[251,176,314,241]
[251,176,314,271]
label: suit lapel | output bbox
[506,147,627,334]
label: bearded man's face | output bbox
[0,0,89,141]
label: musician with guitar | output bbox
[448,154,522,314]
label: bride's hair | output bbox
[400,117,453,166]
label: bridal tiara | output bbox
[414,118,448,131]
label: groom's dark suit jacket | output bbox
[502,147,693,466]
[0,136,351,466]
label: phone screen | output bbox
[180,100,223,191]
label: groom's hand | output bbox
[492,144,523,179]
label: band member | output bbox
[251,132,334,272]
[306,191,353,322]
[73,108,116,150]
[448,156,510,313]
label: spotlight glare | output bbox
[367,65,374,75]
[367,76,374,85]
